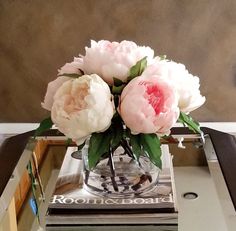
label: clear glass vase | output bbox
[82,140,160,198]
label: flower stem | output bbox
[120,139,134,158]
[108,147,119,192]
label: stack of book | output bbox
[45,145,178,230]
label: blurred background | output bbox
[0,0,235,122]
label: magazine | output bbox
[46,145,178,226]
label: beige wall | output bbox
[0,0,236,122]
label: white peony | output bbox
[142,59,206,113]
[75,40,154,85]
[41,76,71,111]
[58,58,83,75]
[42,58,85,111]
[51,74,114,145]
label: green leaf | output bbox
[58,73,82,78]
[127,57,147,82]
[113,77,124,86]
[34,117,53,137]
[65,138,73,146]
[140,134,162,169]
[178,112,202,134]
[88,132,111,169]
[129,134,142,161]
[77,141,86,151]
[112,85,125,94]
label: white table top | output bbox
[1,122,236,134]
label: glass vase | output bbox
[81,139,161,198]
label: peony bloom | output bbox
[119,76,179,135]
[142,59,206,113]
[42,58,84,111]
[51,74,114,145]
[75,40,154,85]
[58,57,83,75]
[41,76,71,111]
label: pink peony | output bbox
[142,59,206,113]
[41,76,71,111]
[75,40,154,85]
[119,76,179,135]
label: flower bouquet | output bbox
[36,40,205,196]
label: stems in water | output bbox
[120,139,134,158]
[108,146,119,192]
